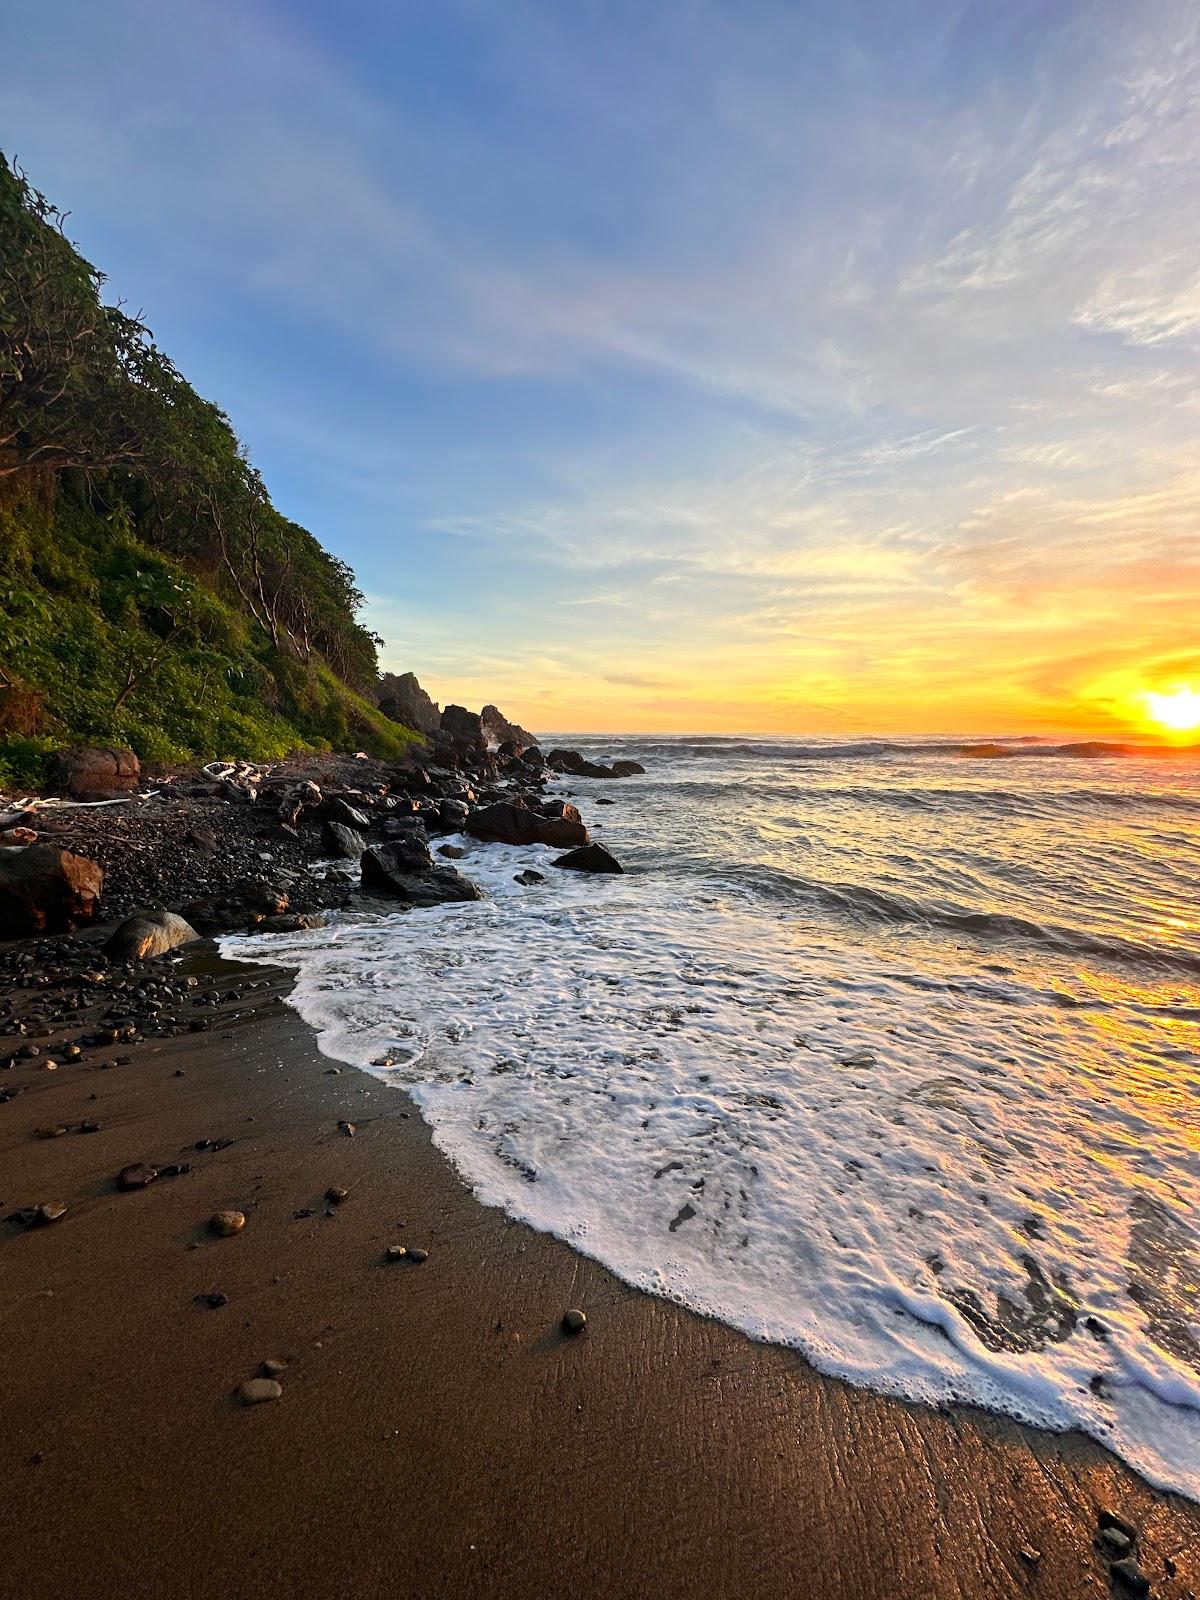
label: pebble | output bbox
[209,1209,246,1237]
[337,1120,356,1137]
[325,1186,349,1204]
[562,1308,588,1334]
[196,1291,228,1309]
[34,1201,67,1226]
[260,1358,288,1377]
[386,1244,408,1261]
[407,1247,428,1264]
[1109,1558,1150,1596]
[1101,1528,1133,1559]
[238,1378,282,1406]
[118,1163,158,1191]
[35,1126,67,1140]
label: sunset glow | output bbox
[1143,687,1200,736]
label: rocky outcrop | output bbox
[363,831,434,876]
[105,909,201,962]
[322,820,368,859]
[480,704,536,754]
[376,672,442,736]
[440,705,485,749]
[545,749,644,779]
[53,747,140,800]
[466,800,588,850]
[550,843,624,874]
[0,844,104,934]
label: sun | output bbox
[1142,686,1200,735]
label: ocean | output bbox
[224,734,1200,1498]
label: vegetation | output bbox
[0,154,416,787]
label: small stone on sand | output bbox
[210,1209,246,1237]
[34,1201,67,1226]
[325,1186,348,1204]
[407,1247,428,1264]
[118,1163,157,1190]
[337,1120,356,1137]
[260,1358,288,1377]
[1101,1528,1132,1559]
[238,1378,282,1406]
[386,1244,407,1261]
[562,1308,587,1334]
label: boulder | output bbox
[361,835,434,881]
[324,798,373,831]
[54,746,140,800]
[105,910,201,962]
[361,854,481,906]
[466,800,588,850]
[441,705,486,749]
[545,749,617,778]
[0,844,104,935]
[550,843,624,875]
[437,798,471,831]
[376,671,442,736]
[322,821,368,860]
[611,760,646,777]
[257,912,328,933]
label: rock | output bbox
[0,808,36,833]
[33,1201,67,1227]
[1101,1529,1133,1559]
[1110,1558,1149,1595]
[361,853,481,906]
[407,1246,429,1264]
[386,1244,408,1261]
[611,760,646,777]
[376,671,442,736]
[0,845,104,936]
[118,1163,158,1191]
[196,1291,228,1309]
[53,746,140,800]
[441,704,485,749]
[325,1186,348,1204]
[257,912,327,934]
[209,1210,246,1237]
[324,798,373,831]
[480,704,536,753]
[545,749,619,778]
[338,1121,356,1137]
[322,821,369,859]
[562,1308,587,1334]
[437,798,471,831]
[238,1378,282,1406]
[514,869,544,886]
[105,910,201,962]
[362,835,433,879]
[550,843,624,875]
[437,844,467,860]
[260,1358,288,1377]
[1099,1510,1138,1543]
[467,800,588,850]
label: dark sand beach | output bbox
[2,951,1198,1600]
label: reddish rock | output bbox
[0,844,104,935]
[54,747,140,799]
[466,800,588,850]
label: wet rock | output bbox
[514,869,544,885]
[324,798,373,832]
[360,854,481,906]
[238,1378,282,1406]
[467,800,587,850]
[362,833,433,876]
[257,912,327,934]
[118,1163,158,1191]
[0,845,104,936]
[209,1209,246,1237]
[611,760,645,777]
[562,1308,587,1334]
[1101,1529,1133,1559]
[105,909,201,962]
[550,843,624,875]
[437,844,467,860]
[1099,1510,1138,1543]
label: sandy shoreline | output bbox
[1,951,1198,1600]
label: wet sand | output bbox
[2,957,1198,1600]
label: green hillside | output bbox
[0,155,417,789]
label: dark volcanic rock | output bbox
[52,746,140,800]
[376,671,442,736]
[323,798,373,831]
[611,760,646,777]
[480,704,536,753]
[322,821,369,860]
[550,843,624,875]
[0,845,104,936]
[105,909,201,962]
[440,705,485,749]
[360,853,481,905]
[362,834,434,881]
[466,800,587,850]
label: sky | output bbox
[3,0,1200,736]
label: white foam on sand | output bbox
[224,818,1200,1500]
